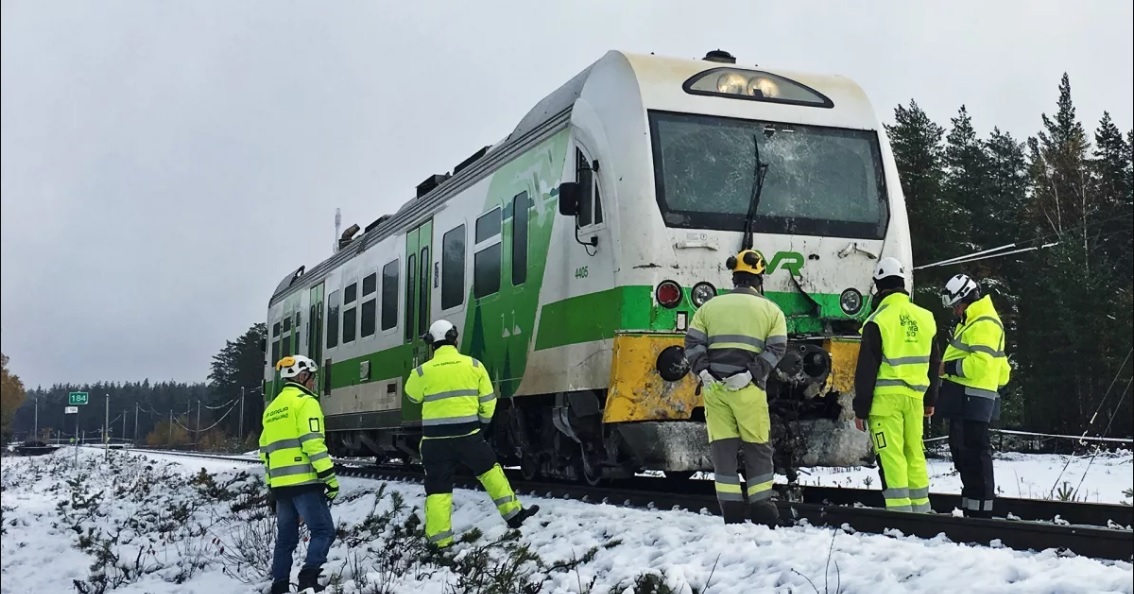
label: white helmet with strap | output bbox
[941,273,980,307]
[423,319,459,344]
[275,354,318,379]
[872,256,908,282]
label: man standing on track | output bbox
[684,249,788,527]
[936,273,1011,518]
[405,319,539,549]
[853,257,942,513]
[260,355,338,594]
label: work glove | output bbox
[697,369,719,389]
[722,370,753,391]
[323,476,340,503]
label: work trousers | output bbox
[703,382,778,527]
[868,393,931,512]
[271,487,335,583]
[948,418,995,517]
[421,433,523,547]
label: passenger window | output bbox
[474,243,501,298]
[404,254,416,342]
[442,225,466,310]
[345,282,357,305]
[326,290,340,349]
[381,260,398,331]
[271,340,280,365]
[512,191,528,285]
[281,333,292,357]
[283,317,291,333]
[362,273,377,297]
[272,322,280,337]
[361,299,376,337]
[342,306,357,343]
[476,208,501,243]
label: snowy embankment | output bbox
[1,449,1131,594]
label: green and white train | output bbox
[263,48,914,483]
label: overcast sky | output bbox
[2,0,1131,388]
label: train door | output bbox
[402,219,434,421]
[308,283,326,395]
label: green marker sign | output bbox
[68,391,89,406]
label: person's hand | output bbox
[924,406,935,418]
[722,371,753,391]
[854,418,866,432]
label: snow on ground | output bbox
[2,448,1131,594]
[780,449,1134,505]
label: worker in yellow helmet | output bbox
[852,257,942,513]
[684,249,788,527]
[936,273,1011,518]
[405,319,539,549]
[260,354,338,594]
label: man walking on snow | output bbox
[853,257,942,513]
[936,273,1011,518]
[260,355,338,593]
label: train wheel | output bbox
[579,457,605,487]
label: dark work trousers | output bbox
[948,418,995,517]
[420,433,522,547]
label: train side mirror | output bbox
[558,167,593,217]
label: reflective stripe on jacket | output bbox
[258,382,335,489]
[939,295,1010,421]
[862,292,938,401]
[404,345,496,439]
[684,287,788,385]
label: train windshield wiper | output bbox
[741,133,769,251]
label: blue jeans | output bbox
[271,488,335,582]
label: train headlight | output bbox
[690,282,716,308]
[683,67,833,108]
[839,288,863,315]
[655,280,683,309]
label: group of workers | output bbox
[255,247,1009,593]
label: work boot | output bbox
[750,501,780,529]
[269,579,290,594]
[506,505,540,529]
[297,567,325,592]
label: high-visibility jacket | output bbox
[863,291,938,400]
[939,295,1010,421]
[258,382,336,489]
[684,287,788,386]
[405,345,496,439]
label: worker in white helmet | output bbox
[852,257,942,513]
[404,319,539,549]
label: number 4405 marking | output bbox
[574,266,589,279]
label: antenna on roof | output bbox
[334,208,342,254]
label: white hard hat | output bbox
[872,257,908,282]
[941,274,980,307]
[275,354,317,379]
[424,319,458,344]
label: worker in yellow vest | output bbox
[405,319,539,549]
[853,257,942,512]
[937,273,1011,518]
[260,355,338,594]
[684,249,788,527]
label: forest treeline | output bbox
[2,73,1131,446]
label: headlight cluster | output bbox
[683,67,833,108]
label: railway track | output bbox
[129,448,1134,562]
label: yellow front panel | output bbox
[823,337,861,394]
[603,334,701,423]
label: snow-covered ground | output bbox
[2,448,1131,593]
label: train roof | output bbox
[268,49,873,306]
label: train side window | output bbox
[474,243,501,298]
[344,282,357,305]
[441,224,466,310]
[381,260,398,331]
[271,339,280,365]
[282,316,291,333]
[326,290,340,349]
[417,246,429,333]
[476,207,501,243]
[362,272,377,297]
[575,148,603,227]
[272,321,281,337]
[512,191,529,285]
[281,332,292,357]
[360,299,376,337]
[342,305,357,343]
[404,253,416,342]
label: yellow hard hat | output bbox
[726,249,767,276]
